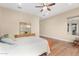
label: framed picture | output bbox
[19,22,31,34]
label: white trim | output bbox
[40,34,73,42]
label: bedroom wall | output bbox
[31,16,40,37]
[40,7,79,42]
[0,7,40,38]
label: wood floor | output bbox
[41,36,79,56]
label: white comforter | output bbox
[0,36,50,56]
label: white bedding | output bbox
[0,36,50,56]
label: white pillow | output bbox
[1,38,15,44]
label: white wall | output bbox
[31,16,40,37]
[0,7,40,37]
[40,7,79,42]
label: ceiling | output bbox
[0,3,79,20]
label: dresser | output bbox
[15,33,35,38]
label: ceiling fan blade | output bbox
[35,6,43,8]
[48,3,55,6]
[40,9,43,12]
[47,8,51,11]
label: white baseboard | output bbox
[40,34,73,42]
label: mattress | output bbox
[0,36,50,56]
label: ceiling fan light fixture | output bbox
[42,10,50,16]
[35,3,56,12]
[43,6,47,10]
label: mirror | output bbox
[67,16,79,36]
[19,22,31,34]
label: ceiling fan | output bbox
[35,3,55,12]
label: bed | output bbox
[0,36,50,56]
